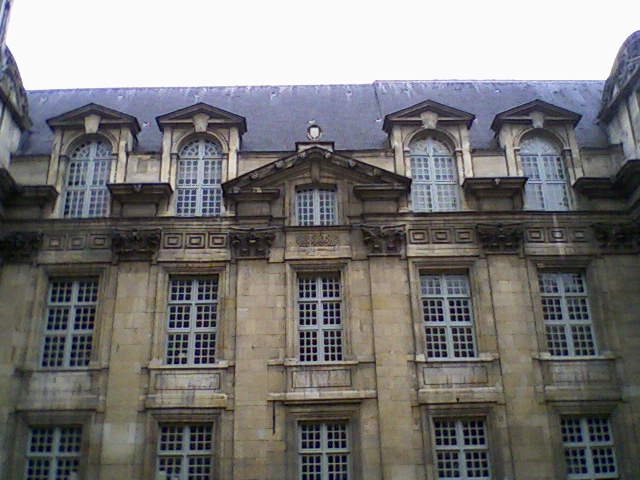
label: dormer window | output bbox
[176,138,223,216]
[63,139,112,218]
[296,187,337,226]
[409,137,459,212]
[520,136,570,211]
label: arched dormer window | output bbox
[409,136,459,212]
[520,135,570,210]
[176,137,223,216]
[63,139,112,218]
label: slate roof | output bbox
[21,80,608,156]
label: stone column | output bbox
[368,255,421,479]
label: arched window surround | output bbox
[61,136,115,218]
[406,131,461,212]
[517,131,572,211]
[174,136,225,217]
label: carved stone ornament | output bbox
[361,224,405,255]
[0,231,43,263]
[600,31,640,119]
[111,229,161,262]
[229,228,276,259]
[592,223,640,251]
[476,223,523,253]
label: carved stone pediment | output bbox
[592,223,640,251]
[0,231,43,263]
[361,224,405,255]
[111,229,161,262]
[476,223,523,253]
[229,227,277,259]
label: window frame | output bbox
[24,425,83,480]
[408,136,460,212]
[175,137,225,217]
[519,135,571,211]
[419,272,478,359]
[536,271,598,357]
[430,417,492,480]
[285,404,360,480]
[61,138,114,218]
[164,276,220,366]
[297,421,351,480]
[156,423,215,480]
[39,276,101,370]
[559,415,619,479]
[294,185,338,226]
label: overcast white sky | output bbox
[5,0,640,90]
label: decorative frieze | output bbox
[476,223,523,253]
[229,227,276,259]
[295,232,338,247]
[592,222,640,251]
[361,224,405,255]
[0,231,42,263]
[111,229,161,262]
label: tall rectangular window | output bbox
[25,426,82,480]
[296,188,337,226]
[432,418,491,480]
[41,279,98,368]
[411,156,459,211]
[561,417,618,479]
[297,273,343,362]
[420,273,476,359]
[166,277,219,365]
[157,424,213,480]
[538,272,596,356]
[176,138,223,217]
[298,422,350,480]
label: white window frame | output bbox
[156,423,214,480]
[538,272,597,357]
[295,188,337,226]
[165,277,219,365]
[176,138,224,216]
[409,137,459,212]
[520,136,570,211]
[41,278,99,368]
[431,418,492,480]
[298,421,350,480]
[62,139,112,218]
[420,273,477,359]
[297,273,343,363]
[25,426,82,480]
[560,416,618,479]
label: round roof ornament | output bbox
[306,124,322,140]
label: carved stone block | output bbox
[361,224,405,255]
[111,229,161,262]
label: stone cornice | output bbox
[0,231,42,263]
[462,177,527,198]
[360,224,405,255]
[353,184,409,200]
[111,229,161,262]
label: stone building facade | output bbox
[0,17,638,480]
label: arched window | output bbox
[63,139,112,218]
[520,136,570,210]
[176,138,223,216]
[409,137,459,211]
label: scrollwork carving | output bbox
[476,223,523,253]
[361,224,405,255]
[229,228,276,259]
[111,229,161,262]
[592,223,640,251]
[0,231,42,263]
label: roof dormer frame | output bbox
[491,99,584,179]
[156,102,247,184]
[383,99,476,180]
[45,103,140,187]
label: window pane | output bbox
[63,140,111,218]
[409,138,459,212]
[177,139,223,216]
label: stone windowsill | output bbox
[146,360,232,370]
[413,352,499,364]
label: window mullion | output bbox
[64,282,78,367]
[558,276,575,356]
[316,277,324,361]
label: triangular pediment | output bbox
[156,102,247,134]
[46,103,141,133]
[491,99,581,131]
[223,147,410,194]
[383,99,475,132]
